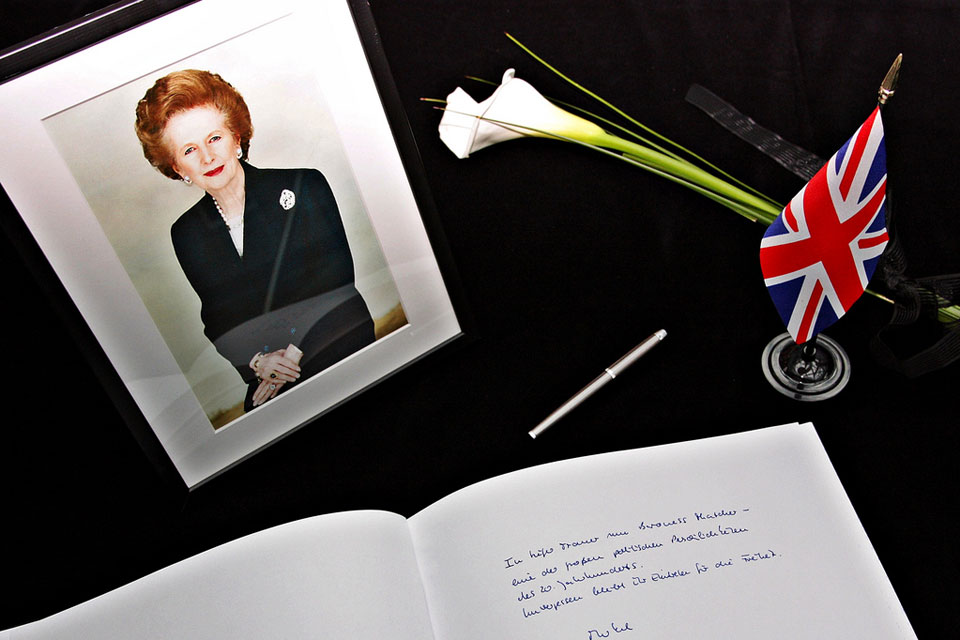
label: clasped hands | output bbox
[250,348,302,406]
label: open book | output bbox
[2,423,915,639]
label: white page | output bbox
[4,511,435,640]
[408,423,915,639]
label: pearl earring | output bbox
[182,175,192,185]
[236,148,243,159]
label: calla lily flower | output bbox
[439,68,783,226]
[439,69,609,158]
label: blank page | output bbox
[5,511,434,640]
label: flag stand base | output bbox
[761,332,850,401]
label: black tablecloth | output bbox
[2,1,957,635]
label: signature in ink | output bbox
[587,621,634,638]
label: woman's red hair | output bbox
[135,69,254,180]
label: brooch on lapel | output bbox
[279,189,296,211]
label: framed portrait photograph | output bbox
[0,0,465,489]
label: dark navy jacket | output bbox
[171,164,374,403]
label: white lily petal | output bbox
[438,87,485,159]
[438,69,607,158]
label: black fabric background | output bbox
[1,1,957,635]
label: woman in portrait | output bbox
[135,69,375,411]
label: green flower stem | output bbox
[463,109,780,223]
[504,33,779,209]
[591,130,782,225]
[866,289,959,324]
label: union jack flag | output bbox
[760,107,889,344]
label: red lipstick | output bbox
[204,166,224,178]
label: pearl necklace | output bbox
[211,195,244,256]
[211,195,243,230]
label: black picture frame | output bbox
[0,0,468,490]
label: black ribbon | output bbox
[684,84,824,182]
[685,84,959,376]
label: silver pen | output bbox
[528,329,667,439]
